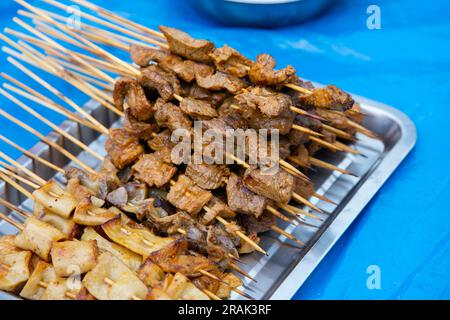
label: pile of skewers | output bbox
[0,0,378,300]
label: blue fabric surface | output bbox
[0,0,449,299]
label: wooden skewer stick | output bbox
[202,289,221,300]
[0,151,46,185]
[333,141,361,155]
[69,0,165,40]
[309,157,358,177]
[322,124,356,141]
[271,225,304,246]
[0,72,101,132]
[0,108,96,174]
[198,269,254,300]
[0,211,24,230]
[0,88,104,161]
[215,216,268,256]
[309,136,343,152]
[291,124,323,137]
[312,193,337,205]
[0,167,40,189]
[16,0,139,77]
[0,198,31,218]
[0,171,35,200]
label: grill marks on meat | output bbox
[167,175,213,216]
[159,26,215,63]
[154,98,192,131]
[105,128,144,169]
[179,97,218,120]
[139,64,181,101]
[243,167,293,204]
[132,151,177,188]
[226,173,267,218]
[235,86,291,117]
[249,54,295,86]
[299,85,354,111]
[185,163,229,190]
[196,71,246,94]
[209,45,252,78]
[130,45,170,67]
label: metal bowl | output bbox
[187,0,336,28]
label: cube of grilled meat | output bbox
[299,85,354,111]
[0,250,32,292]
[307,129,336,155]
[179,97,218,120]
[50,240,98,277]
[159,26,215,63]
[139,64,182,101]
[185,163,230,190]
[105,128,144,169]
[346,102,364,123]
[316,107,356,134]
[226,173,267,218]
[196,70,247,94]
[130,44,171,67]
[202,113,248,138]
[249,53,295,86]
[123,109,157,140]
[283,76,315,104]
[97,158,121,199]
[246,107,295,135]
[167,175,213,216]
[148,129,174,152]
[206,225,239,262]
[290,144,310,167]
[132,151,178,188]
[288,115,322,145]
[236,86,291,117]
[243,166,294,203]
[126,81,155,121]
[148,239,217,276]
[113,77,132,111]
[238,211,275,234]
[166,212,207,252]
[200,197,236,225]
[288,128,309,146]
[209,44,252,78]
[154,98,192,131]
[294,177,315,199]
[184,83,228,107]
[82,252,148,300]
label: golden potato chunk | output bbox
[50,240,98,277]
[82,252,148,300]
[137,260,165,288]
[14,217,66,261]
[20,261,57,300]
[81,227,142,272]
[73,199,120,226]
[0,250,32,292]
[33,180,77,219]
[102,217,173,258]
[0,235,21,255]
[33,202,77,238]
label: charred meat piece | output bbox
[130,45,171,67]
[184,83,228,107]
[248,54,295,86]
[105,128,144,169]
[139,64,181,101]
[235,86,291,117]
[243,166,293,203]
[132,151,177,188]
[148,129,175,152]
[209,44,252,78]
[298,85,354,111]
[246,107,295,135]
[226,173,267,218]
[206,225,239,262]
[125,81,154,121]
[294,177,314,199]
[124,109,157,140]
[166,212,207,252]
[238,211,275,234]
[179,97,218,120]
[148,239,217,276]
[159,26,215,63]
[202,113,247,138]
[167,175,213,216]
[113,77,132,111]
[154,98,192,131]
[185,163,229,190]
[196,71,246,94]
[316,108,355,133]
[97,158,121,199]
[160,56,213,82]
[200,197,235,225]
[290,144,310,167]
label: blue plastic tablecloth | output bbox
[0,0,449,299]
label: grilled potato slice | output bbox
[50,240,98,277]
[33,202,77,238]
[20,261,57,300]
[216,273,243,299]
[137,260,165,287]
[14,217,66,260]
[102,217,173,257]
[82,252,148,300]
[146,287,174,300]
[40,277,81,300]
[0,250,32,292]
[179,282,210,300]
[0,235,21,255]
[81,227,142,271]
[33,180,77,218]
[73,200,120,226]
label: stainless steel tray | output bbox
[0,91,416,300]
